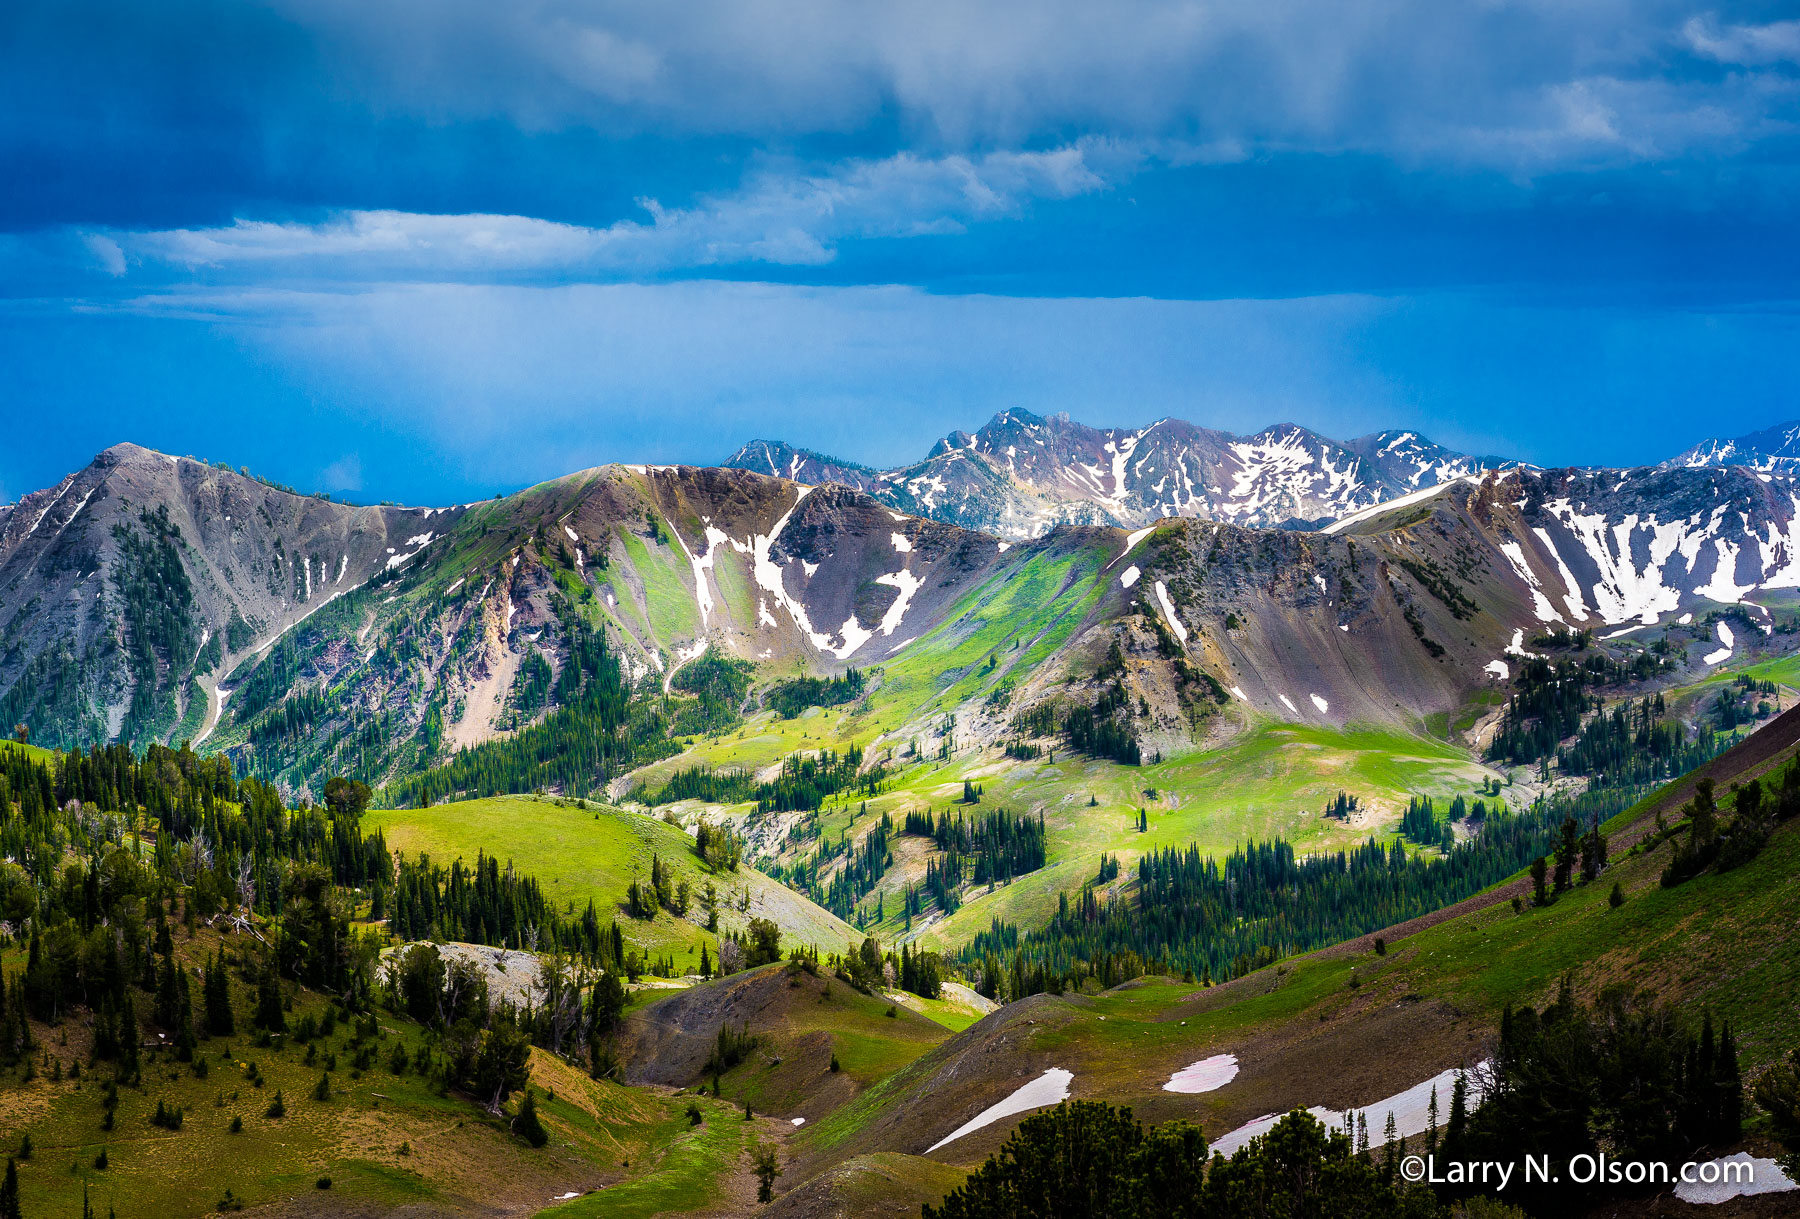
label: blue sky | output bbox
[4,0,1800,505]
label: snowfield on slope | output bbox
[925,1068,1074,1154]
[1210,1062,1488,1157]
[1163,1054,1238,1094]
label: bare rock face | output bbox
[1112,464,1800,729]
[719,440,887,495]
[0,442,462,749]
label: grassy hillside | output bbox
[780,712,1800,1197]
[0,739,58,767]
[0,933,683,1219]
[617,963,954,1122]
[368,796,859,964]
[633,712,1503,956]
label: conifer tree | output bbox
[1553,817,1579,892]
[514,1090,549,1147]
[1716,1021,1743,1142]
[0,1157,19,1219]
[117,989,140,1083]
[255,962,285,1032]
[204,950,235,1035]
[1444,1071,1468,1158]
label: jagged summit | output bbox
[1667,420,1800,472]
[721,439,883,490]
[0,444,461,751]
[726,409,1514,539]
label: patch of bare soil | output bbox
[448,597,521,753]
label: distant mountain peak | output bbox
[722,440,882,489]
[1667,420,1800,470]
[727,410,1518,539]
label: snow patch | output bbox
[1153,581,1188,644]
[1673,1153,1796,1205]
[1531,527,1590,621]
[563,525,578,543]
[1212,1063,1487,1158]
[874,569,922,637]
[752,487,830,646]
[672,525,731,629]
[446,578,464,595]
[891,531,913,553]
[58,488,94,533]
[926,1068,1073,1154]
[21,474,76,538]
[1278,694,1298,714]
[1310,693,1329,713]
[1119,565,1141,589]
[1498,541,1561,624]
[1504,629,1541,659]
[1485,660,1509,680]
[1703,620,1735,665]
[1697,538,1753,603]
[1229,686,1247,701]
[1164,1054,1238,1094]
[1322,478,1467,535]
[827,615,873,660]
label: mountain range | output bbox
[725,410,1513,538]
[6,417,1800,794]
[1667,418,1800,473]
[731,410,1800,541]
[5,417,1800,1218]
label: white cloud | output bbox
[82,235,127,277]
[104,142,1123,278]
[1684,16,1800,66]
